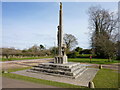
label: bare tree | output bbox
[63,34,78,53]
[2,48,22,59]
[88,6,118,61]
[28,45,39,52]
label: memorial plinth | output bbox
[28,62,87,79]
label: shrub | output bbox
[67,52,79,58]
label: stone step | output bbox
[73,68,87,79]
[28,67,87,79]
[34,64,84,72]
[31,67,73,76]
[32,64,85,73]
[72,66,86,76]
[71,65,85,72]
[29,62,87,79]
[31,65,86,77]
[38,62,80,69]
[27,69,75,79]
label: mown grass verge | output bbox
[93,68,119,88]
[68,58,120,64]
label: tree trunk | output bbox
[5,55,9,60]
[108,57,111,62]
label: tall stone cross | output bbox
[58,2,63,56]
[54,2,68,64]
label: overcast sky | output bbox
[2,2,118,50]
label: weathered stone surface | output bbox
[28,62,87,79]
[54,2,68,64]
[54,55,67,64]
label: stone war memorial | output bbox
[28,2,87,79]
[13,2,99,87]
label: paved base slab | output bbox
[12,68,99,87]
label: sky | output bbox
[2,2,118,50]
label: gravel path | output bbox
[81,63,119,70]
[1,58,53,70]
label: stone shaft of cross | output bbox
[58,2,63,56]
[55,2,67,64]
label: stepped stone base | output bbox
[28,62,87,79]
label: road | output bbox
[2,77,58,88]
[1,58,53,70]
[0,58,53,64]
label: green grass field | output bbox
[93,68,119,88]
[68,58,120,64]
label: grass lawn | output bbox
[93,68,119,88]
[2,67,84,88]
[1,56,52,61]
[68,58,120,64]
